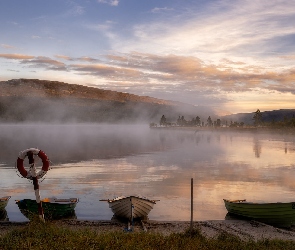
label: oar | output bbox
[27,151,45,222]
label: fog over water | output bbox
[1,124,295,222]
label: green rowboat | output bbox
[16,197,78,219]
[224,199,295,228]
[0,196,11,210]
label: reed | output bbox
[0,220,294,250]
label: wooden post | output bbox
[28,151,45,222]
[190,178,193,230]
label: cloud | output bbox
[151,7,173,13]
[98,0,119,6]
[280,55,295,60]
[55,55,73,61]
[113,0,295,65]
[0,54,35,60]
[65,4,85,16]
[55,55,100,63]
[64,51,295,99]
[1,44,15,49]
[21,56,67,71]
[70,63,142,80]
[1,50,295,104]
[34,52,295,93]
[77,57,100,63]
[7,69,19,72]
[7,21,18,26]
[84,20,116,33]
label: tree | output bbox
[253,109,262,127]
[160,115,167,126]
[195,116,201,126]
[216,119,221,127]
[177,116,181,126]
[207,116,213,127]
[177,116,186,126]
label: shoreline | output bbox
[150,126,295,134]
[1,219,295,241]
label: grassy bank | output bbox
[0,221,294,250]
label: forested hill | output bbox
[0,79,174,105]
[0,79,212,123]
[222,109,295,125]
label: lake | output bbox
[1,124,295,222]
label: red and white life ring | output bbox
[16,148,50,180]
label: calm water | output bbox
[0,124,295,222]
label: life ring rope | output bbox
[16,148,50,180]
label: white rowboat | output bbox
[102,196,158,220]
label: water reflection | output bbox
[253,138,262,158]
[0,209,8,221]
[0,124,295,222]
[18,207,77,221]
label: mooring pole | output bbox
[190,178,193,230]
[27,151,45,222]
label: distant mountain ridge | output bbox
[0,79,214,123]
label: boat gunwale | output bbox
[223,199,295,206]
[106,195,158,204]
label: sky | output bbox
[1,0,295,115]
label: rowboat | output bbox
[224,199,295,228]
[16,197,78,219]
[0,196,11,210]
[102,196,158,220]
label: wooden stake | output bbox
[28,151,45,222]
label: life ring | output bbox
[16,148,50,180]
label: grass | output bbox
[0,220,294,250]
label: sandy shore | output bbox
[1,219,295,242]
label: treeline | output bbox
[263,116,295,128]
[253,109,295,128]
[151,109,295,128]
[151,114,230,128]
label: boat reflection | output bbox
[0,209,9,221]
[225,212,251,221]
[18,208,77,221]
[110,215,150,222]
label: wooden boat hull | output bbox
[16,198,78,219]
[0,196,11,210]
[107,196,156,220]
[224,199,295,227]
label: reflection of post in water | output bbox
[159,133,166,150]
[253,138,262,158]
[207,135,211,143]
[195,135,201,144]
[216,134,220,143]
